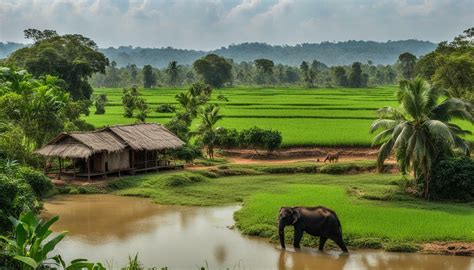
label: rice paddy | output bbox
[85,86,474,146]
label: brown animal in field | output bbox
[324,152,340,163]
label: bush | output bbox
[241,224,276,238]
[0,174,38,231]
[172,144,202,163]
[17,166,53,198]
[384,242,419,253]
[240,126,282,153]
[429,156,474,201]
[155,104,176,113]
[215,127,240,148]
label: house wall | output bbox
[91,151,130,172]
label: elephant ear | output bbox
[291,208,300,224]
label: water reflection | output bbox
[43,195,474,270]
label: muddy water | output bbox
[42,195,473,270]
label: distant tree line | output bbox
[90,57,401,89]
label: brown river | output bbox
[42,194,473,270]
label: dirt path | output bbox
[220,147,396,165]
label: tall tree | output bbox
[254,58,274,85]
[143,65,156,88]
[370,78,472,198]
[349,62,364,87]
[398,52,417,80]
[193,54,232,88]
[334,67,348,87]
[7,29,108,100]
[166,61,180,87]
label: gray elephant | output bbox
[278,206,348,252]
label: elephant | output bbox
[278,206,348,252]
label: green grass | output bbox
[106,164,474,248]
[85,86,474,146]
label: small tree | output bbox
[194,104,223,159]
[135,98,148,123]
[93,94,107,114]
[122,88,135,118]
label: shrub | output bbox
[0,174,38,231]
[172,144,202,163]
[17,166,53,198]
[241,224,276,238]
[155,104,176,113]
[94,94,107,114]
[429,156,474,201]
[215,127,240,148]
[240,126,282,153]
[349,238,383,249]
[262,129,282,152]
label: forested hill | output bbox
[1,40,436,67]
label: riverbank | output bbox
[52,161,474,256]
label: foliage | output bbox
[121,87,140,118]
[194,104,223,159]
[166,61,180,87]
[143,65,156,88]
[134,98,148,123]
[240,126,282,153]
[398,52,417,80]
[348,62,368,88]
[0,210,105,270]
[0,173,38,231]
[16,166,52,198]
[416,28,474,101]
[193,54,232,88]
[215,127,240,148]
[0,67,89,155]
[370,78,473,198]
[429,156,474,201]
[334,67,348,87]
[155,104,176,113]
[93,94,107,115]
[6,29,108,100]
[170,144,202,163]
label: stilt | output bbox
[58,157,62,180]
[131,150,135,175]
[72,159,76,179]
[87,158,91,181]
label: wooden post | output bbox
[58,157,62,180]
[145,150,148,171]
[131,150,135,175]
[87,157,91,181]
[72,159,76,179]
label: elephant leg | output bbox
[293,228,303,249]
[319,237,328,251]
[332,236,348,252]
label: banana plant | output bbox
[0,210,105,270]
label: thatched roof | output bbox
[107,123,184,151]
[35,123,184,159]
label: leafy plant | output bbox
[0,210,104,270]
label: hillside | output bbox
[1,40,436,68]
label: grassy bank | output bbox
[100,162,474,251]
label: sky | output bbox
[0,0,473,50]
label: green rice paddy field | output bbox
[85,86,474,147]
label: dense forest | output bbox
[1,40,436,67]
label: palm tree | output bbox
[194,104,223,159]
[166,61,179,87]
[370,78,473,199]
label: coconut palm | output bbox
[166,61,180,87]
[370,78,473,198]
[194,104,223,159]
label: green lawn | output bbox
[85,86,474,146]
[105,164,474,249]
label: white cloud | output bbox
[0,0,472,50]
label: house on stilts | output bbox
[35,123,185,180]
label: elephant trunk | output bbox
[278,220,286,249]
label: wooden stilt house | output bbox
[35,123,185,180]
